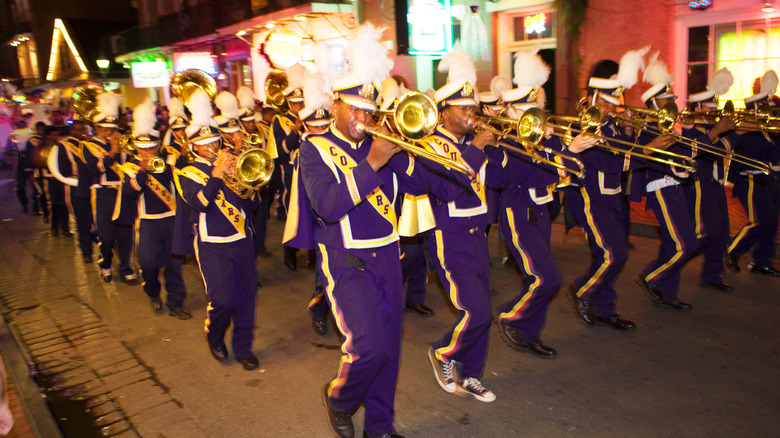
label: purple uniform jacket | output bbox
[576,119,644,195]
[269,113,302,164]
[52,136,81,187]
[82,136,137,223]
[636,121,698,184]
[123,158,177,220]
[496,134,568,204]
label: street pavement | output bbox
[0,172,778,437]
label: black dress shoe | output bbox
[594,315,636,331]
[725,255,741,273]
[312,315,328,336]
[208,343,228,362]
[655,299,693,311]
[259,250,272,258]
[496,319,557,358]
[636,276,663,304]
[520,341,558,359]
[405,302,434,317]
[168,308,192,320]
[150,296,162,312]
[60,230,73,237]
[700,281,734,293]
[323,384,354,438]
[50,228,58,237]
[747,262,780,278]
[363,431,405,438]
[568,287,595,325]
[237,355,260,371]
[283,246,297,271]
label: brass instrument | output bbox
[30,139,54,169]
[474,109,586,179]
[547,107,695,172]
[72,82,103,122]
[120,135,166,173]
[357,92,473,175]
[218,148,275,199]
[170,69,218,106]
[265,70,289,114]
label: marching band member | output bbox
[25,122,48,221]
[725,70,780,277]
[82,91,138,284]
[162,97,196,260]
[494,49,597,359]
[635,52,697,310]
[214,91,244,152]
[41,125,64,235]
[567,48,650,330]
[177,89,261,370]
[683,67,737,291]
[424,43,502,402]
[123,99,191,319]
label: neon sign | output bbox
[172,51,217,75]
[688,0,712,9]
[524,13,547,35]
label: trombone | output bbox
[358,92,473,175]
[474,109,586,179]
[620,102,770,174]
[544,107,695,172]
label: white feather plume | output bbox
[214,91,239,120]
[132,98,156,137]
[760,70,778,96]
[313,42,334,88]
[168,97,186,119]
[287,63,308,91]
[642,50,674,86]
[707,67,734,96]
[254,56,271,102]
[438,41,476,86]
[188,89,213,127]
[96,92,121,118]
[303,72,333,111]
[236,86,255,109]
[490,75,513,98]
[344,22,394,84]
[379,77,400,108]
[617,45,651,89]
[512,50,550,89]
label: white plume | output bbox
[132,98,156,137]
[490,75,513,98]
[642,51,674,86]
[214,91,239,120]
[438,41,476,86]
[760,70,778,95]
[379,77,400,108]
[303,72,333,111]
[512,49,550,89]
[96,92,121,118]
[287,63,308,91]
[344,22,394,84]
[187,89,213,126]
[707,67,733,96]
[254,55,271,102]
[313,42,334,89]
[236,86,255,109]
[617,45,651,89]
[168,97,186,119]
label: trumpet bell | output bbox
[657,102,679,133]
[170,69,218,107]
[394,92,439,140]
[518,108,547,146]
[235,148,275,190]
[580,106,602,135]
[148,156,166,173]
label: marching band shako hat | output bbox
[299,108,331,127]
[284,63,307,104]
[214,91,241,134]
[744,70,778,108]
[131,98,160,148]
[185,89,221,147]
[93,92,122,128]
[435,41,478,112]
[689,67,733,109]
[641,51,676,109]
[480,75,511,113]
[237,86,257,122]
[167,97,188,129]
[589,46,650,106]
[501,48,549,112]
[378,76,410,113]
[334,22,394,112]
[501,87,538,111]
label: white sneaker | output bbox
[459,377,496,402]
[428,347,458,393]
[100,268,112,283]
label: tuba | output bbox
[170,69,218,106]
[264,70,289,114]
[72,82,103,122]
[220,148,275,199]
[30,138,55,169]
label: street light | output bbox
[96,59,110,69]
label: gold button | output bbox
[372,252,376,257]
[469,228,475,234]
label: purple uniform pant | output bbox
[429,228,492,379]
[496,201,560,344]
[138,217,186,309]
[171,195,194,256]
[642,185,697,300]
[319,243,402,436]
[728,174,780,266]
[195,236,257,360]
[682,179,730,283]
[566,187,628,317]
[94,187,133,276]
[71,191,94,257]
[400,236,427,305]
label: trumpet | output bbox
[358,92,473,175]
[474,110,586,179]
[218,147,275,199]
[120,135,166,173]
[547,107,695,172]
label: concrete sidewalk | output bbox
[0,176,778,436]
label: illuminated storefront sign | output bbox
[524,13,547,35]
[689,0,713,10]
[130,61,170,88]
[172,51,217,75]
[405,0,452,56]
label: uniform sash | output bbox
[184,166,246,237]
[146,173,177,212]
